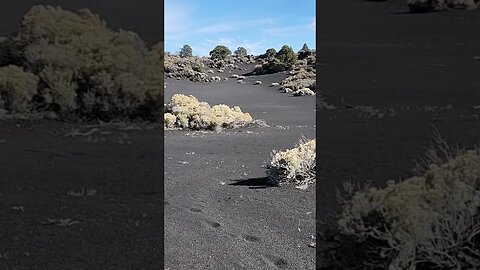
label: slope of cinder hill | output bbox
[164,62,316,269]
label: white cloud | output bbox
[239,40,267,56]
[206,37,234,46]
[189,45,211,57]
[197,23,234,34]
[195,17,276,34]
[164,1,314,56]
[261,18,315,38]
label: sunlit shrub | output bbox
[282,68,316,91]
[164,94,253,130]
[266,138,316,188]
[293,88,315,96]
[328,144,480,269]
[164,54,207,82]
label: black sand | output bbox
[0,1,163,268]
[317,0,480,266]
[164,68,316,269]
[0,120,162,269]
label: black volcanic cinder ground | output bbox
[164,66,316,269]
[317,0,480,266]
[0,120,163,269]
[0,1,163,268]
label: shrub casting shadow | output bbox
[229,177,275,189]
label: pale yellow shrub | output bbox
[164,113,177,128]
[336,149,480,268]
[293,88,315,96]
[267,138,316,187]
[4,5,162,120]
[164,54,207,82]
[281,68,316,91]
[0,65,39,112]
[165,94,253,130]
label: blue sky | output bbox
[165,0,315,56]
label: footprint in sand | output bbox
[189,207,202,213]
[243,234,261,242]
[265,255,289,269]
[205,220,221,228]
[273,258,288,269]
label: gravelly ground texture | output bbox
[164,65,316,269]
[1,1,163,269]
[317,0,480,268]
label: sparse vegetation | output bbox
[325,137,480,269]
[0,65,39,112]
[293,88,315,96]
[276,45,298,69]
[282,68,316,91]
[234,47,247,57]
[0,36,10,65]
[261,48,277,60]
[0,5,163,122]
[407,0,479,12]
[266,138,316,188]
[164,94,253,130]
[277,47,316,97]
[252,58,289,74]
[164,54,208,82]
[298,43,313,60]
[209,45,232,60]
[253,45,298,75]
[179,44,193,58]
